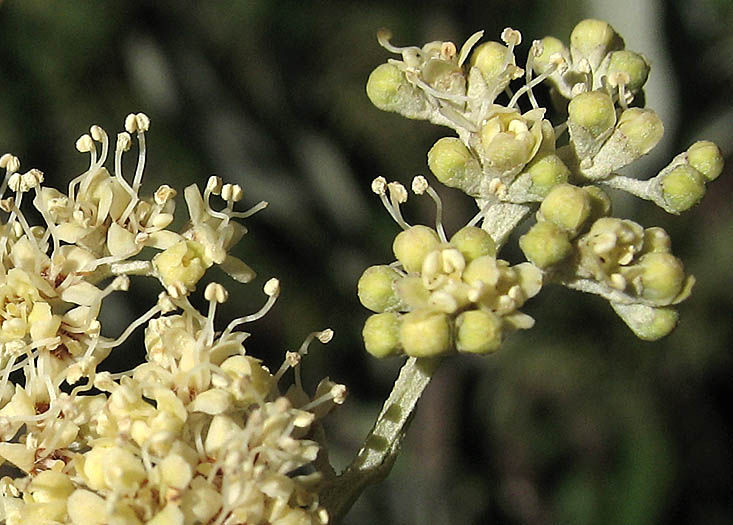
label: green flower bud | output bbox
[470,41,509,81]
[393,225,441,273]
[519,221,572,268]
[400,310,453,357]
[661,164,706,213]
[641,227,671,254]
[363,312,402,358]
[570,19,623,68]
[583,185,612,222]
[463,255,500,287]
[568,91,617,139]
[540,183,592,236]
[636,252,687,305]
[357,265,402,312]
[526,153,570,197]
[687,140,724,182]
[611,302,679,341]
[607,50,650,92]
[456,309,503,354]
[427,137,482,194]
[366,63,408,112]
[533,36,566,73]
[616,108,664,156]
[450,226,496,262]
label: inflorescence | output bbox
[0,114,344,524]
[360,19,724,354]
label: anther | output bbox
[264,278,280,297]
[411,175,429,195]
[387,182,408,204]
[317,329,334,344]
[501,28,522,46]
[117,132,132,152]
[75,134,94,153]
[124,113,138,133]
[204,282,229,303]
[371,176,388,195]
[440,41,457,59]
[206,176,223,195]
[154,185,177,205]
[134,113,151,132]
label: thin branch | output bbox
[320,356,441,522]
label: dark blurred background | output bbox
[1,1,731,523]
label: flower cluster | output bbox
[1,115,344,524]
[359,176,541,358]
[363,19,724,351]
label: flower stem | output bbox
[321,356,441,522]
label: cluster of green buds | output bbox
[359,176,541,358]
[0,115,344,524]
[364,19,724,350]
[519,182,694,339]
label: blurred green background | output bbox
[1,1,731,523]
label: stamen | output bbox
[377,28,418,55]
[222,278,280,337]
[607,71,631,110]
[98,302,163,349]
[202,283,229,346]
[300,384,348,412]
[509,46,563,109]
[230,200,268,219]
[0,153,20,198]
[113,132,137,220]
[412,175,447,242]
[78,125,110,200]
[372,177,411,230]
[466,198,495,228]
[273,351,301,385]
[403,70,471,103]
[297,328,334,357]
[501,28,522,48]
[90,125,109,167]
[119,115,151,224]
[387,181,411,230]
[32,182,61,257]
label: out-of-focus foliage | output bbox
[1,1,731,523]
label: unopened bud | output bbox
[366,63,408,112]
[539,183,592,237]
[455,309,502,354]
[570,19,623,68]
[427,137,481,195]
[393,225,441,273]
[470,41,510,81]
[519,221,572,268]
[636,252,687,305]
[450,226,496,262]
[363,312,402,358]
[616,108,664,157]
[687,141,724,182]
[572,91,616,133]
[526,153,570,196]
[357,265,402,312]
[661,164,706,213]
[400,309,452,357]
[607,50,650,92]
[611,302,679,341]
